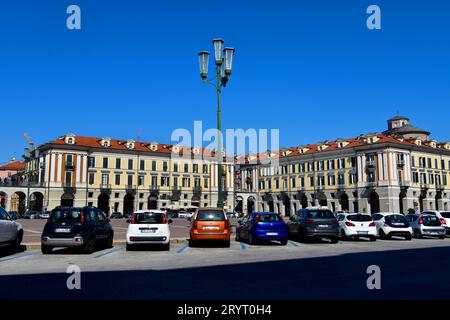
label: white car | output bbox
[178,211,193,219]
[371,212,413,240]
[0,207,23,252]
[126,210,172,251]
[421,210,450,236]
[337,213,377,241]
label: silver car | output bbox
[406,214,446,239]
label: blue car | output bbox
[235,212,288,245]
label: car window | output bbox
[337,214,345,221]
[196,210,225,221]
[306,210,335,219]
[372,214,382,221]
[423,215,441,226]
[385,215,408,224]
[51,209,82,222]
[440,212,450,219]
[0,208,9,220]
[258,214,282,222]
[347,215,372,222]
[97,211,105,222]
[134,212,164,224]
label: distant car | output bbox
[227,212,239,219]
[371,213,412,240]
[8,211,19,220]
[421,210,450,236]
[39,211,51,219]
[126,210,172,251]
[236,212,288,245]
[166,211,178,219]
[337,213,377,241]
[0,207,23,252]
[406,214,446,239]
[178,211,192,219]
[287,207,340,243]
[24,211,40,219]
[189,208,231,247]
[110,212,123,219]
[41,207,114,254]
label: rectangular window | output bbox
[301,177,305,188]
[203,164,208,174]
[310,176,315,187]
[65,171,72,185]
[140,160,145,171]
[351,157,357,168]
[66,154,73,166]
[102,157,108,169]
[115,174,120,185]
[163,162,168,172]
[116,158,121,169]
[338,174,345,185]
[275,179,280,189]
[193,164,199,173]
[413,172,419,183]
[291,164,296,174]
[89,173,95,185]
[184,163,189,172]
[411,156,415,167]
[442,160,446,171]
[152,161,157,171]
[291,177,296,188]
[174,163,178,172]
[138,175,144,186]
[128,159,133,170]
[173,177,178,188]
[183,177,190,187]
[204,178,209,188]
[151,176,157,187]
[127,175,133,186]
[102,173,109,186]
[194,177,201,187]
[88,156,95,168]
[444,174,448,186]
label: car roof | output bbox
[339,212,371,216]
[374,212,403,216]
[134,210,165,214]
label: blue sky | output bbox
[1,0,450,163]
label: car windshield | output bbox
[51,209,82,222]
[347,215,372,222]
[196,210,225,221]
[258,214,282,222]
[423,215,441,226]
[134,212,164,224]
[385,215,407,224]
[440,212,450,219]
[307,210,335,219]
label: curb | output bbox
[23,238,189,251]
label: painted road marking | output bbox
[176,244,189,254]
[94,247,125,259]
[0,251,40,263]
[24,229,42,234]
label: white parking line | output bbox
[24,229,42,234]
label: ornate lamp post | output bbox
[198,39,235,208]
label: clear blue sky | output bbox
[1,0,450,163]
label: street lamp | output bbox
[198,38,235,208]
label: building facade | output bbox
[0,134,235,215]
[235,116,450,215]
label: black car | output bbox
[287,208,340,243]
[41,206,114,254]
[110,212,123,219]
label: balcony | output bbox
[63,182,76,194]
[397,159,405,167]
[100,184,111,194]
[65,163,75,171]
[436,183,445,191]
[126,185,137,194]
[367,159,376,168]
[420,183,429,190]
[193,186,202,195]
[170,187,181,201]
[316,185,325,190]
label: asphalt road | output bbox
[1,237,450,300]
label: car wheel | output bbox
[379,229,386,240]
[224,240,231,248]
[340,229,347,240]
[41,245,52,254]
[414,229,423,239]
[13,231,23,252]
[439,235,445,239]
[405,235,412,241]
[280,239,288,246]
[83,236,96,254]
[188,239,196,248]
[330,237,339,244]
[370,236,377,242]
[248,233,254,245]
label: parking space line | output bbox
[288,241,299,247]
[240,242,249,250]
[24,229,42,234]
[94,247,125,259]
[176,244,189,254]
[0,251,40,263]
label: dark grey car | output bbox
[287,208,340,243]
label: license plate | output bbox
[203,226,219,230]
[318,225,329,228]
[266,232,278,236]
[55,228,71,233]
[357,231,369,235]
[141,229,156,233]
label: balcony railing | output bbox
[65,163,74,170]
[436,183,445,190]
[420,183,429,190]
[0,181,45,187]
[367,159,376,168]
[193,186,202,194]
[397,159,405,167]
[63,182,76,194]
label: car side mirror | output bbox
[168,219,173,224]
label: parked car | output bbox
[8,211,19,220]
[421,210,450,235]
[166,211,179,219]
[189,208,231,247]
[179,211,193,219]
[0,207,23,252]
[39,211,51,219]
[236,212,288,245]
[406,214,446,239]
[227,212,239,219]
[337,213,377,241]
[371,213,412,240]
[287,207,340,243]
[124,212,133,219]
[110,212,123,219]
[126,210,172,251]
[24,211,40,219]
[41,206,114,254]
